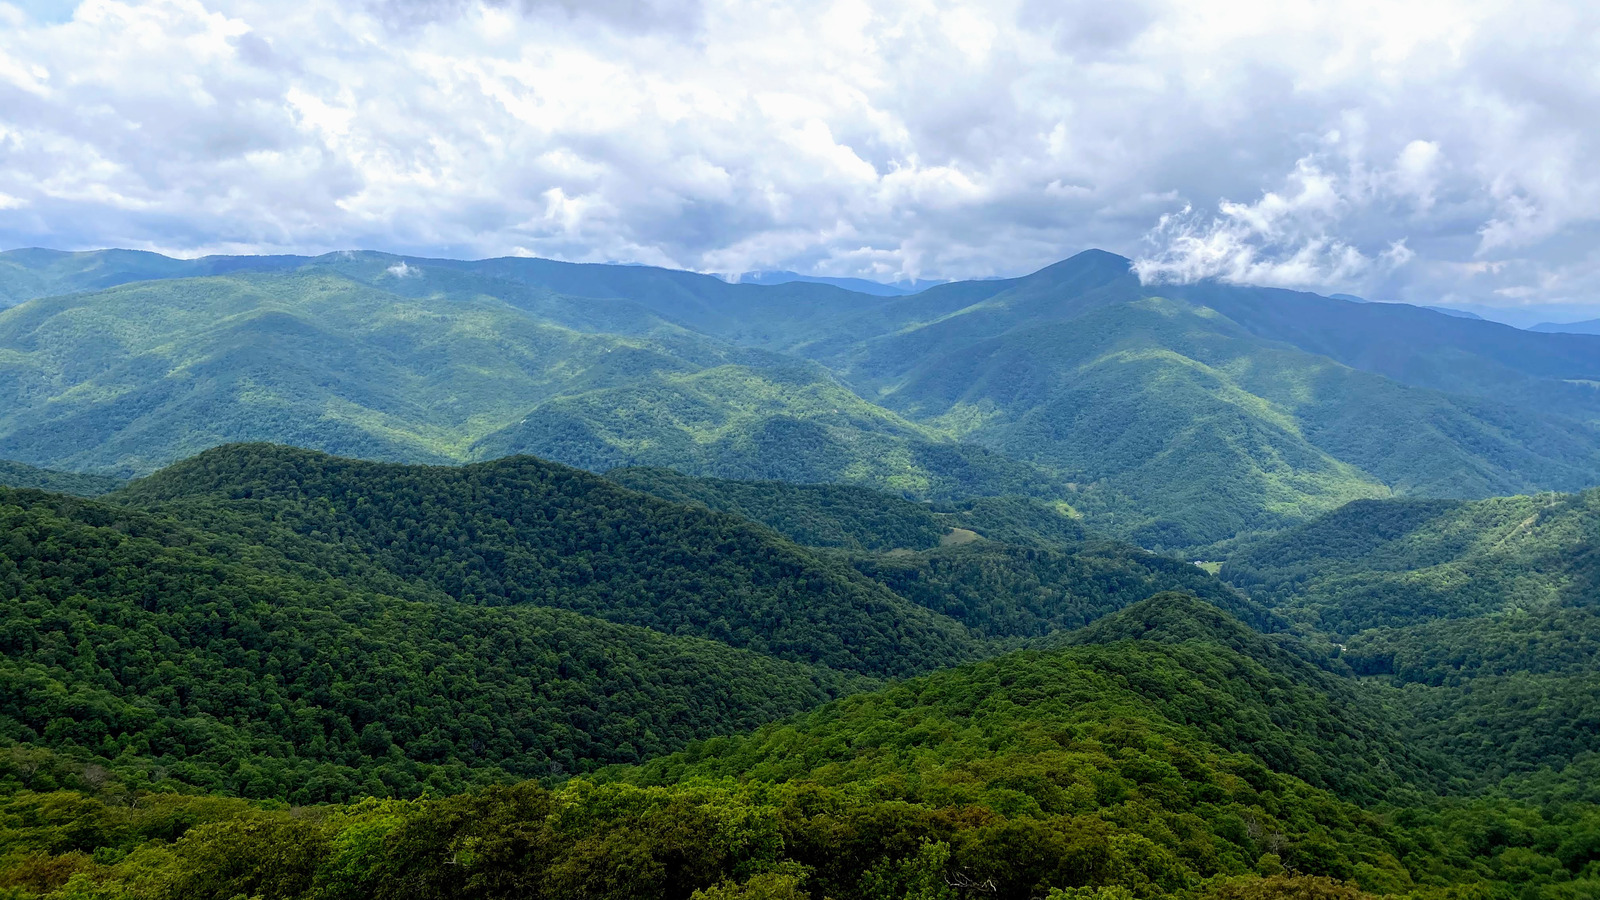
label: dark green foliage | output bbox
[1343,606,1600,684]
[113,444,984,677]
[0,486,865,801]
[601,468,1267,650]
[1337,606,1600,796]
[845,546,1267,640]
[0,460,123,496]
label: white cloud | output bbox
[0,0,1597,310]
[1132,150,1426,290]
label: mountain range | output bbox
[4,246,1600,549]
[4,245,1600,900]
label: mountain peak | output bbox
[1029,248,1132,278]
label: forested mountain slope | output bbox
[630,593,1443,802]
[1221,488,1600,633]
[5,247,1600,547]
[1220,488,1600,798]
[1176,280,1600,421]
[793,251,1600,545]
[13,593,1599,900]
[604,466,1089,551]
[112,444,985,677]
[7,249,1600,900]
[0,485,867,801]
[0,248,300,307]
[845,544,1268,640]
[466,361,1062,499]
[602,467,1269,639]
[0,443,1286,812]
[0,265,1055,501]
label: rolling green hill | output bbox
[628,594,1443,802]
[112,444,986,677]
[0,444,1278,814]
[846,545,1269,641]
[601,467,1271,642]
[0,484,867,801]
[467,360,1066,500]
[1176,280,1600,422]
[0,261,1064,504]
[825,258,1600,547]
[8,248,1600,900]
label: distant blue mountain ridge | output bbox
[735,269,949,296]
[1531,318,1600,336]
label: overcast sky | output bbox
[2,0,1599,318]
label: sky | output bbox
[1,0,1599,321]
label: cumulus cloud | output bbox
[0,0,1598,313]
[1132,147,1427,290]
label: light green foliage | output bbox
[471,362,1064,500]
[606,467,1087,551]
[853,294,1600,548]
[1221,488,1600,797]
[0,260,1062,503]
[1221,490,1600,634]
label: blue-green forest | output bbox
[2,250,1599,899]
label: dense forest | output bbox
[1,447,1599,898]
[1220,488,1600,801]
[0,445,1256,809]
[111,444,985,678]
[604,467,1089,552]
[0,461,124,497]
[0,485,871,800]
[3,596,1597,900]
[0,310,1595,899]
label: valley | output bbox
[1,251,1598,900]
